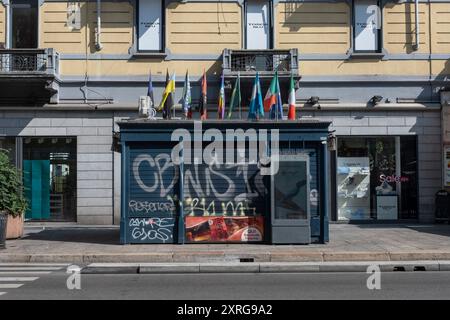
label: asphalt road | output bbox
[1,265,450,300]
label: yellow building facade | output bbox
[0,0,448,225]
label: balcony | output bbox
[0,48,60,106]
[222,49,299,78]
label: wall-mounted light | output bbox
[370,95,383,105]
[307,96,321,109]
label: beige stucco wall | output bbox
[275,1,350,54]
[166,2,242,54]
[22,1,450,78]
[383,2,430,54]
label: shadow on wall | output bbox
[282,1,350,33]
[384,2,424,54]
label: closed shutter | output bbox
[126,142,179,243]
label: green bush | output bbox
[0,150,27,216]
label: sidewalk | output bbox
[1,223,450,264]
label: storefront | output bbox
[118,120,331,244]
[0,136,77,222]
[336,136,418,221]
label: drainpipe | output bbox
[95,0,103,50]
[412,0,419,51]
[5,0,10,48]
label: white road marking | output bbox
[0,263,69,267]
[0,284,24,289]
[0,271,51,275]
[0,277,39,282]
[0,292,6,296]
[0,267,62,271]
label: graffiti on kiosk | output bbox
[129,217,174,242]
[131,152,267,216]
[128,199,175,214]
[184,197,257,217]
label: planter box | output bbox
[6,214,24,239]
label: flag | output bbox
[182,70,192,119]
[199,70,207,120]
[248,73,264,120]
[227,73,241,119]
[263,71,279,112]
[218,72,225,119]
[270,76,284,120]
[147,70,154,108]
[159,70,175,119]
[288,73,296,120]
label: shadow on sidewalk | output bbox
[351,223,450,238]
[22,228,120,245]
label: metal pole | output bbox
[413,0,420,51]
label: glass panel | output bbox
[23,137,77,221]
[274,160,308,220]
[354,0,380,52]
[138,0,162,51]
[11,0,38,48]
[400,136,418,219]
[0,137,17,166]
[337,136,417,221]
[246,0,270,49]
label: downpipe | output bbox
[412,0,419,51]
[95,0,103,51]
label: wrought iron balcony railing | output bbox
[0,48,59,75]
[223,49,298,77]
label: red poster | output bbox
[185,216,264,243]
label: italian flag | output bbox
[263,71,279,112]
[288,73,296,120]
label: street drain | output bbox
[393,266,406,271]
[240,258,254,263]
[413,266,426,271]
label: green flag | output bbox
[227,73,241,119]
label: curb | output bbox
[80,261,450,274]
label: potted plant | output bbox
[0,150,27,240]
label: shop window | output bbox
[353,0,381,52]
[137,0,164,51]
[0,137,17,166]
[337,136,418,220]
[22,137,77,222]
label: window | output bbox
[137,0,164,51]
[245,0,272,49]
[353,0,381,52]
[337,136,418,221]
[11,0,38,48]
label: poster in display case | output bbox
[337,157,371,220]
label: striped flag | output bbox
[263,71,279,112]
[199,70,207,120]
[248,73,264,120]
[227,73,241,119]
[159,70,176,119]
[270,76,284,120]
[218,72,225,119]
[288,73,296,120]
[182,70,192,119]
[147,70,154,108]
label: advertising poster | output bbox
[445,147,450,187]
[185,216,264,243]
[337,157,371,220]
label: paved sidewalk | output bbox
[1,223,450,263]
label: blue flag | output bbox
[248,73,264,120]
